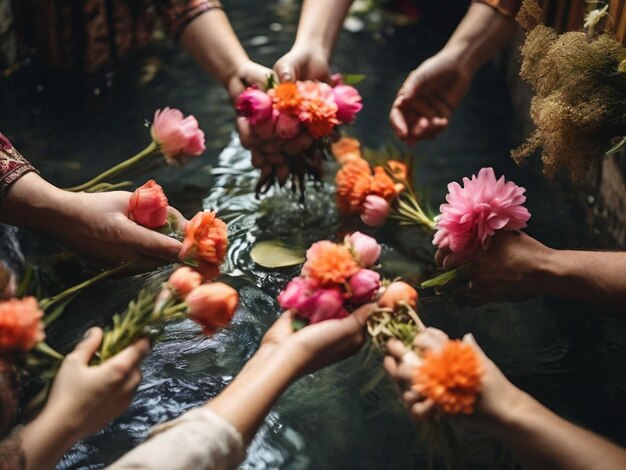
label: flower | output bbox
[297,81,339,139]
[151,108,206,164]
[304,288,346,324]
[0,297,45,354]
[387,160,408,180]
[331,136,362,165]
[347,232,381,267]
[253,109,279,140]
[378,281,418,309]
[186,283,238,334]
[128,180,169,228]
[433,167,531,258]
[179,211,228,278]
[302,241,359,286]
[361,195,390,227]
[348,269,380,304]
[370,167,400,200]
[335,159,373,214]
[168,266,203,299]
[412,340,483,415]
[332,85,363,124]
[277,277,310,310]
[270,82,303,116]
[236,87,273,125]
[274,112,301,139]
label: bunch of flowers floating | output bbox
[66,107,205,192]
[236,75,363,196]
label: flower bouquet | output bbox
[236,75,363,197]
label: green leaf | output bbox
[250,240,305,268]
[292,317,308,331]
[342,74,366,86]
[265,73,277,90]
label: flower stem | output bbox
[35,342,65,361]
[420,263,473,289]
[64,141,159,192]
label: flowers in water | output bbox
[278,233,382,325]
[432,167,531,260]
[179,211,228,279]
[151,107,206,164]
[0,297,45,354]
[186,282,239,334]
[378,281,418,309]
[128,180,169,228]
[412,340,483,415]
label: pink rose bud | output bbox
[274,112,301,139]
[278,277,310,310]
[348,231,382,267]
[236,87,273,125]
[330,73,344,87]
[332,85,363,124]
[151,108,206,164]
[379,281,418,309]
[253,109,280,140]
[302,287,345,324]
[348,269,381,304]
[168,266,203,299]
[128,180,168,228]
[361,195,390,227]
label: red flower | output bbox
[0,297,45,354]
[128,180,169,228]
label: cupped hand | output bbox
[261,303,377,377]
[435,231,551,304]
[44,327,150,440]
[273,45,330,83]
[390,50,472,144]
[226,59,276,103]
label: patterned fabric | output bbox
[0,133,37,200]
[160,0,224,39]
[472,0,523,18]
[0,359,23,470]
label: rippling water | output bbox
[1,0,625,468]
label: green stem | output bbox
[64,141,159,192]
[85,181,134,193]
[420,263,472,289]
[35,342,65,361]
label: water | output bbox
[1,0,625,468]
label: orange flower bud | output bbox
[0,297,45,354]
[186,283,238,334]
[179,211,228,279]
[379,281,418,309]
[168,267,203,299]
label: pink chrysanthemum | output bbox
[433,167,531,257]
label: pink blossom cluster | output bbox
[278,232,381,325]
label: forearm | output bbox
[179,9,249,89]
[206,344,299,444]
[292,0,353,57]
[20,409,79,470]
[442,3,518,75]
[490,391,626,469]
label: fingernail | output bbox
[82,328,94,340]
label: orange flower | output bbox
[186,282,238,335]
[371,166,400,200]
[271,83,303,116]
[387,160,408,180]
[168,266,203,299]
[331,137,363,165]
[336,159,373,214]
[179,211,228,278]
[378,281,418,309]
[302,241,360,286]
[297,81,339,139]
[412,340,483,415]
[0,297,45,354]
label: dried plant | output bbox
[512,0,626,178]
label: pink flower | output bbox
[347,232,381,267]
[253,109,279,140]
[236,87,273,125]
[348,269,380,304]
[277,277,310,310]
[128,180,168,228]
[151,107,206,163]
[330,73,344,87]
[361,195,390,227]
[274,113,301,139]
[433,167,531,258]
[300,287,345,324]
[332,85,363,124]
[168,266,203,299]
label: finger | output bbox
[266,310,296,338]
[423,327,448,344]
[403,389,421,407]
[351,302,377,326]
[411,398,436,420]
[434,248,450,267]
[414,330,445,353]
[125,221,183,262]
[237,117,262,148]
[463,333,489,361]
[424,96,453,119]
[105,337,151,372]
[283,132,314,155]
[386,338,409,360]
[389,105,409,140]
[399,70,425,101]
[274,59,296,83]
[250,149,268,168]
[442,252,464,269]
[383,355,400,378]
[261,140,285,154]
[120,369,143,396]
[68,327,104,364]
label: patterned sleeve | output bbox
[472,0,523,18]
[157,0,224,39]
[0,132,37,200]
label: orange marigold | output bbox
[370,166,400,200]
[302,241,359,286]
[412,340,483,415]
[271,83,303,116]
[335,159,373,214]
[387,160,408,180]
[331,136,363,165]
[0,297,45,354]
[300,99,339,139]
[179,211,228,278]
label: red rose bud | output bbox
[186,282,238,334]
[128,180,168,228]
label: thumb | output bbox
[351,302,377,326]
[274,59,296,83]
[125,220,183,262]
[463,333,489,362]
[69,327,103,364]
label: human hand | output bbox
[390,49,472,144]
[226,59,275,103]
[43,327,150,441]
[273,45,330,83]
[260,303,377,377]
[435,231,553,303]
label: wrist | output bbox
[479,386,534,434]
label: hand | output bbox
[435,231,553,304]
[383,327,524,429]
[43,327,150,441]
[273,45,331,83]
[261,303,377,377]
[390,49,472,144]
[226,59,275,103]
